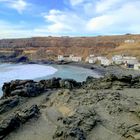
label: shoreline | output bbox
[0,75,140,140]
[65,62,140,77]
[1,60,140,78]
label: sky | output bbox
[0,0,140,38]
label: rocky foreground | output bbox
[0,75,140,140]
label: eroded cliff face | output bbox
[0,34,140,61]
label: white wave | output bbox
[0,64,57,88]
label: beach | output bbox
[67,62,140,77]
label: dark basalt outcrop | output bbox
[53,106,99,140]
[84,74,140,90]
[0,105,39,139]
[2,74,140,98]
[0,96,19,114]
[49,87,140,140]
[2,80,45,97]
[0,75,140,140]
[2,78,81,98]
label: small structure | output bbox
[88,58,97,64]
[58,55,64,61]
[89,54,95,57]
[123,56,138,68]
[112,55,124,65]
[96,56,106,61]
[58,55,71,61]
[100,58,112,66]
[134,63,140,70]
[58,54,82,62]
[86,54,97,64]
[71,56,82,62]
[124,39,135,43]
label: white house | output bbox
[85,54,97,64]
[96,56,107,61]
[124,39,135,43]
[101,58,112,66]
[112,55,124,65]
[112,55,138,66]
[123,56,138,65]
[58,55,64,61]
[58,55,71,61]
[71,56,82,62]
[134,63,140,70]
[89,54,95,57]
[88,57,97,64]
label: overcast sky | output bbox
[0,0,140,38]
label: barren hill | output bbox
[0,34,140,61]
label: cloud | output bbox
[36,0,140,36]
[86,1,140,34]
[0,20,30,38]
[0,20,49,39]
[0,0,28,13]
[69,0,85,6]
[95,0,123,13]
[35,9,86,35]
[1,0,140,38]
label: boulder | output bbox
[40,78,61,89]
[53,106,99,140]
[83,74,140,90]
[2,80,44,97]
[0,96,19,114]
[0,105,39,139]
[59,79,81,89]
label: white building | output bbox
[123,56,138,65]
[58,55,71,61]
[124,39,135,43]
[88,57,97,64]
[101,58,112,66]
[89,54,95,57]
[134,63,140,70]
[96,56,107,61]
[112,55,124,65]
[112,55,138,65]
[85,54,97,64]
[71,56,82,62]
[58,55,64,61]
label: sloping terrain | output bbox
[0,34,140,61]
[108,42,140,59]
[0,75,140,140]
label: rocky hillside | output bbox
[0,74,140,140]
[0,34,140,61]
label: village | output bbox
[57,39,140,71]
[57,54,140,71]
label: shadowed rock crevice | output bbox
[0,105,39,139]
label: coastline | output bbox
[1,60,140,77]
[65,62,140,77]
[0,75,140,140]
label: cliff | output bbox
[0,34,140,61]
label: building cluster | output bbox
[57,54,140,70]
[58,55,82,62]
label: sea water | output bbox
[0,63,101,96]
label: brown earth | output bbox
[0,34,140,61]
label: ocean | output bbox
[0,63,101,96]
